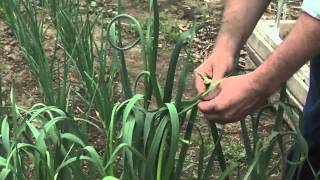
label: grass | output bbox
[0,0,316,179]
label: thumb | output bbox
[201,69,225,101]
[198,96,221,113]
[194,71,207,94]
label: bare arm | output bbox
[213,0,271,58]
[194,0,271,98]
[253,13,320,94]
[197,13,320,124]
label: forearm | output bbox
[213,0,271,58]
[253,13,320,94]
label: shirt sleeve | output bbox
[302,0,320,20]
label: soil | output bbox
[0,0,302,179]
[0,17,39,107]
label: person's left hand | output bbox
[198,72,270,124]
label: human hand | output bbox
[198,73,269,124]
[194,53,234,101]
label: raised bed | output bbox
[247,19,309,112]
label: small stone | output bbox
[8,54,18,60]
[9,40,17,46]
[4,45,11,52]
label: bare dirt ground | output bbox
[0,17,39,107]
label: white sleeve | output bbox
[302,0,320,20]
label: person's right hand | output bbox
[194,53,235,101]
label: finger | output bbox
[203,113,231,124]
[201,69,225,101]
[194,71,207,94]
[201,88,221,101]
[213,68,226,79]
[203,113,221,121]
[204,112,239,124]
[198,99,222,114]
